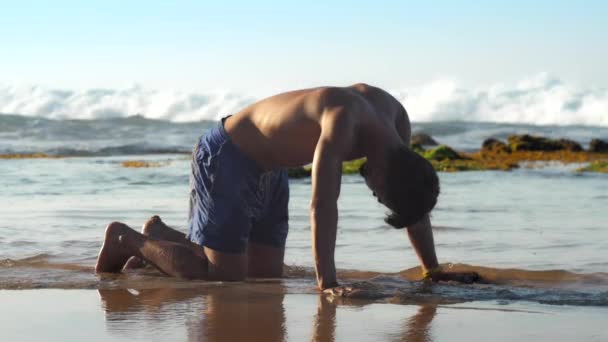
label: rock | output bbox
[411,133,438,146]
[556,138,583,152]
[507,134,582,152]
[423,145,462,161]
[481,138,510,154]
[589,139,608,153]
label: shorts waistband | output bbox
[203,116,266,175]
[203,116,231,145]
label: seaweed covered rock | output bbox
[423,145,462,161]
[287,158,366,178]
[556,138,583,152]
[507,134,582,152]
[342,158,366,174]
[411,132,438,146]
[0,153,59,159]
[121,160,165,168]
[287,167,311,178]
[410,143,425,154]
[481,138,510,154]
[430,159,518,172]
[589,139,608,153]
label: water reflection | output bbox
[400,305,437,342]
[311,296,437,342]
[98,284,437,341]
[312,296,337,342]
[190,284,287,342]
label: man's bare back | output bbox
[224,84,410,169]
[95,83,479,292]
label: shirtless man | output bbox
[95,83,478,291]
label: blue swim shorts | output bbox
[187,117,289,254]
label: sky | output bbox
[1,0,607,92]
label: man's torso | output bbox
[224,84,411,169]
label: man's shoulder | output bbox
[314,86,372,112]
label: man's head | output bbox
[360,146,439,228]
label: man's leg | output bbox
[203,246,248,281]
[95,222,208,279]
[247,241,285,278]
[246,168,289,279]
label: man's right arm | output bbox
[310,106,355,290]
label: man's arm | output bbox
[406,214,440,273]
[407,214,480,283]
[310,107,355,290]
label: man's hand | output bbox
[322,284,358,297]
[427,271,480,284]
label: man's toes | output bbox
[142,215,166,236]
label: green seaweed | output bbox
[423,145,462,161]
[410,143,425,154]
[287,166,312,178]
[430,159,518,172]
[576,161,608,173]
[288,158,366,178]
[342,158,366,175]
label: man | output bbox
[95,83,478,292]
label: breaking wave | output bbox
[1,73,607,126]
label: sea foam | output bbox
[1,74,607,126]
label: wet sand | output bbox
[1,286,607,342]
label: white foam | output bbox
[1,74,607,126]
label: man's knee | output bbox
[105,221,129,234]
[247,242,285,278]
[204,246,248,281]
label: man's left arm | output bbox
[407,215,480,283]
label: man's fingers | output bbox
[323,285,355,297]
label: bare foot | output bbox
[141,215,168,238]
[124,215,167,269]
[95,222,135,273]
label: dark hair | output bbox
[383,146,440,229]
